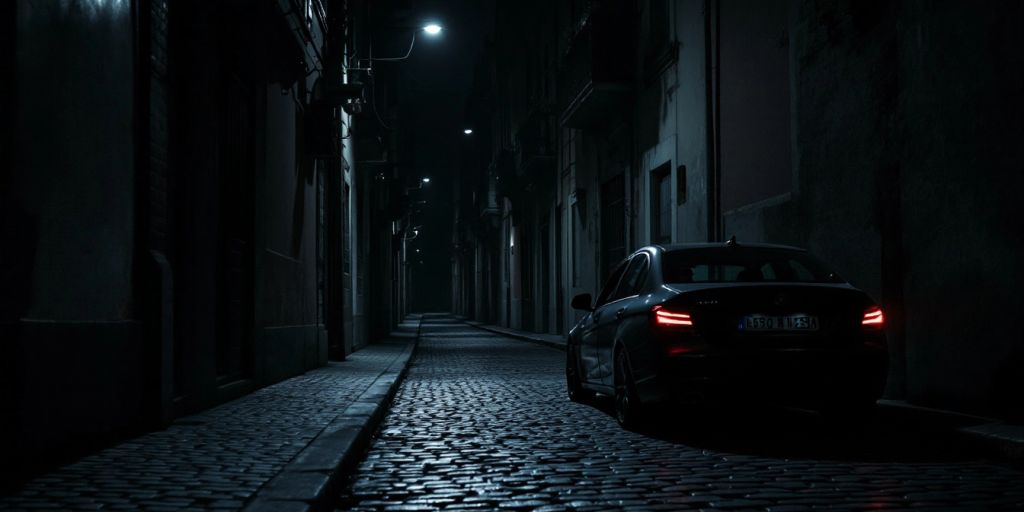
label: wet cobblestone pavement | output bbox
[338,315,1024,511]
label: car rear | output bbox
[647,246,888,409]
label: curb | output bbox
[244,316,423,512]
[463,320,566,351]
[958,424,1024,461]
[878,399,1024,461]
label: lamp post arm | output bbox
[368,31,417,62]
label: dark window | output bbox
[662,248,844,284]
[611,254,650,301]
[651,164,671,244]
[600,174,626,280]
[677,165,687,205]
[595,259,628,306]
[643,0,674,78]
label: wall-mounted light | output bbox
[422,177,431,183]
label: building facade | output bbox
[2,0,418,477]
[452,0,1024,422]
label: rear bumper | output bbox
[640,343,888,406]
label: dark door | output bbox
[539,218,551,333]
[555,205,564,333]
[521,223,533,331]
[216,72,255,384]
[651,165,672,244]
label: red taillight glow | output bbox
[862,306,884,328]
[653,305,693,327]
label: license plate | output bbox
[741,314,819,331]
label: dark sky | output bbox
[374,0,493,311]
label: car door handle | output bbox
[615,308,626,319]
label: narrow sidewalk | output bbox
[1,315,422,512]
[459,317,565,350]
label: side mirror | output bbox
[571,293,594,311]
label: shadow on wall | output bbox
[0,201,36,487]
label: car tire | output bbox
[614,348,644,430]
[566,345,594,403]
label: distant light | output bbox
[422,177,431,183]
[463,128,473,135]
[416,249,421,253]
[423,24,442,36]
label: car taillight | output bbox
[653,305,693,327]
[862,306,884,329]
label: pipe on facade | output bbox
[703,0,722,242]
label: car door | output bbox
[580,259,629,383]
[595,253,651,385]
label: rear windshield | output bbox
[662,247,843,284]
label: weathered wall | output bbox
[724,0,1024,418]
[896,0,1024,418]
[3,0,343,478]
[257,82,325,384]
[15,1,137,322]
[5,0,144,471]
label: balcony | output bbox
[558,2,635,128]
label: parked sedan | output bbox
[565,241,888,428]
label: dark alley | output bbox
[3,0,1024,510]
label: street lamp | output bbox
[368,23,444,63]
[463,128,473,135]
[406,178,430,192]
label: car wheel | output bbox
[566,346,594,403]
[614,349,644,430]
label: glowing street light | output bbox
[463,128,473,135]
[366,23,444,65]
[421,177,431,183]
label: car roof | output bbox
[650,242,807,252]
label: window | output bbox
[595,259,628,306]
[677,165,687,205]
[643,0,675,79]
[662,248,844,284]
[650,163,672,244]
[600,175,625,280]
[611,254,650,301]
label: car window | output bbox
[610,254,649,301]
[662,247,843,283]
[595,259,628,306]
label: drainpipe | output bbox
[704,0,721,242]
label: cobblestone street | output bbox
[339,315,1024,511]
